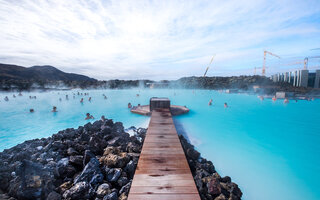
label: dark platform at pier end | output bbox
[128,98,200,200]
[130,97,189,116]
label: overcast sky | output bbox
[0,0,320,80]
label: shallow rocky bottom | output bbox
[0,118,242,200]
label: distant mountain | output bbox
[0,63,96,81]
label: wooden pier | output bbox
[128,108,200,200]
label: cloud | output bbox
[0,0,319,80]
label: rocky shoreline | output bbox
[179,136,242,200]
[0,118,242,200]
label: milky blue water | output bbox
[0,89,319,200]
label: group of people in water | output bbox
[28,106,57,113]
[55,92,106,103]
[1,91,101,121]
[208,99,228,107]
[206,94,311,107]
[85,113,94,120]
[3,91,317,121]
[3,92,23,101]
[263,95,314,103]
[270,96,290,103]
[29,105,94,120]
[79,97,94,103]
[127,102,142,109]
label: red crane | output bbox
[262,50,280,76]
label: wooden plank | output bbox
[128,194,200,200]
[144,136,180,142]
[128,108,200,200]
[132,174,195,182]
[141,147,184,151]
[139,154,187,159]
[142,143,182,148]
[144,134,179,138]
[136,160,189,169]
[129,186,198,194]
[140,150,185,155]
[134,168,191,175]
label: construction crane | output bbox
[254,67,264,75]
[269,61,304,68]
[303,56,320,69]
[203,54,215,77]
[262,50,280,76]
[264,61,303,75]
[290,65,320,72]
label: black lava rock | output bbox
[74,158,103,187]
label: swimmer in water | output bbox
[4,96,9,101]
[272,96,277,101]
[128,103,132,108]
[18,92,22,96]
[80,98,84,103]
[258,96,264,101]
[88,97,91,101]
[138,104,141,107]
[104,96,107,99]
[224,102,228,108]
[52,106,57,112]
[85,113,94,120]
[101,115,106,122]
[284,98,289,103]
[208,99,213,106]
[30,109,34,113]
[13,94,16,98]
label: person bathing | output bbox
[85,113,94,120]
[101,115,106,122]
[52,106,57,112]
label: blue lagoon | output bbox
[1,89,320,200]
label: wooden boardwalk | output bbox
[128,108,201,200]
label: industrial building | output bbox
[271,69,320,88]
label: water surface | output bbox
[0,89,319,200]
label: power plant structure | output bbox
[271,69,320,88]
[259,50,320,88]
